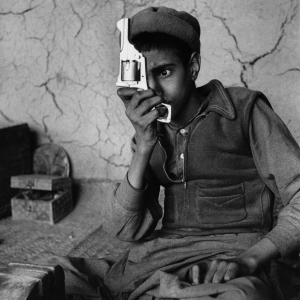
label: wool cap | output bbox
[130,6,201,53]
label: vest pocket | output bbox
[195,183,246,224]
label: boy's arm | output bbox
[118,87,167,189]
[222,97,300,280]
[104,136,162,241]
[104,165,162,242]
[250,98,300,257]
[193,97,300,284]
[192,237,279,285]
[127,138,153,190]
[103,88,167,241]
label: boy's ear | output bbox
[189,52,201,81]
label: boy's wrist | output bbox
[128,143,154,190]
[135,141,156,156]
[236,254,259,274]
[237,238,280,272]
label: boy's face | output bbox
[143,49,198,123]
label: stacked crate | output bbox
[0,124,32,218]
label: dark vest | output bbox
[150,80,274,235]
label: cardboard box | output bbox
[11,174,72,225]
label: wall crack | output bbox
[37,79,64,115]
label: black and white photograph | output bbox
[0,1,299,299]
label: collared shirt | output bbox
[162,98,209,180]
[105,81,300,258]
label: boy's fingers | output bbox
[141,107,164,125]
[192,265,200,285]
[204,260,218,283]
[224,263,239,282]
[212,262,228,283]
[134,96,166,117]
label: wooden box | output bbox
[10,174,72,224]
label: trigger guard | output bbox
[154,104,171,123]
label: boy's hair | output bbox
[132,32,194,64]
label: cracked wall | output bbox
[0,0,299,180]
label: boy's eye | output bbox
[159,70,171,78]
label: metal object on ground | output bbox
[33,144,70,178]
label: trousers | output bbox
[39,232,291,300]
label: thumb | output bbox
[117,87,137,101]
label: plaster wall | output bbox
[0,0,299,180]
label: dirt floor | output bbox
[0,179,133,299]
[0,180,132,264]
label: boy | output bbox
[62,6,300,300]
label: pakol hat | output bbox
[130,6,201,53]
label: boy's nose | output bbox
[147,76,162,96]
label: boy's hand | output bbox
[189,257,256,285]
[189,238,279,285]
[117,87,167,153]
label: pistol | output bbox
[116,18,171,123]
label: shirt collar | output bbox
[199,79,236,120]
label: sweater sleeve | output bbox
[103,137,163,242]
[249,98,300,257]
